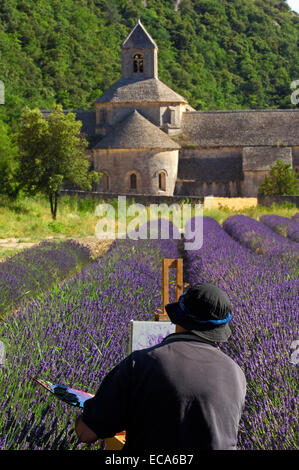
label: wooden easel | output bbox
[104,431,126,450]
[104,258,183,450]
[155,258,184,321]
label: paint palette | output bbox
[32,378,94,408]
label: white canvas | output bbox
[0,341,5,366]
[129,320,176,353]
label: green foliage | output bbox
[16,105,99,219]
[48,220,66,233]
[0,118,18,196]
[259,160,299,195]
[77,197,98,214]
[0,0,299,135]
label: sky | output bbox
[287,0,299,13]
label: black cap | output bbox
[165,283,232,343]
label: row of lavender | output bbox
[185,215,298,449]
[259,214,299,243]
[0,228,179,450]
[0,240,92,318]
[0,214,297,450]
[223,214,299,258]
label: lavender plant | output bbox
[222,214,299,259]
[0,221,179,450]
[0,240,92,318]
[260,214,299,243]
[185,217,298,450]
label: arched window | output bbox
[158,171,166,191]
[130,173,137,190]
[133,54,144,73]
[103,172,109,190]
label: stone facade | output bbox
[93,148,179,196]
[42,20,299,198]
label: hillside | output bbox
[0,0,299,128]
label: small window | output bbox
[133,54,144,73]
[162,107,175,126]
[162,108,170,125]
[159,171,166,191]
[103,172,109,190]
[99,109,106,125]
[169,109,175,125]
[130,173,137,190]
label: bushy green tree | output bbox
[16,105,99,219]
[0,118,18,196]
[1,0,299,123]
[259,159,299,195]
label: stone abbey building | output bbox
[44,20,299,197]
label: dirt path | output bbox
[73,237,113,259]
[0,236,114,261]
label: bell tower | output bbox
[121,19,158,79]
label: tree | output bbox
[259,160,299,196]
[0,118,18,197]
[16,105,99,219]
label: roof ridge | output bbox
[121,20,157,49]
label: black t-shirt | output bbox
[82,332,246,451]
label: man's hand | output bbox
[75,413,99,443]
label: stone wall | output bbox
[60,189,203,206]
[242,146,293,196]
[92,148,179,196]
[242,146,292,171]
[175,180,241,197]
[174,146,243,197]
[95,102,183,133]
[177,147,243,181]
[121,47,158,79]
[241,170,268,197]
[258,195,299,208]
[173,135,298,197]
[292,146,299,172]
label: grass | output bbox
[0,247,20,261]
[0,193,297,246]
[203,203,298,225]
[0,194,98,239]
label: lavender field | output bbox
[0,223,179,450]
[260,214,299,243]
[186,216,298,449]
[0,240,92,319]
[0,216,298,450]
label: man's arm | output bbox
[75,413,99,443]
[74,355,132,441]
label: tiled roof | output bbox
[121,20,157,49]
[93,110,181,150]
[95,77,187,104]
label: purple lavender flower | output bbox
[0,240,92,317]
[260,214,299,243]
[223,214,299,258]
[0,231,179,450]
[185,216,298,450]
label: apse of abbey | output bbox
[42,20,299,197]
